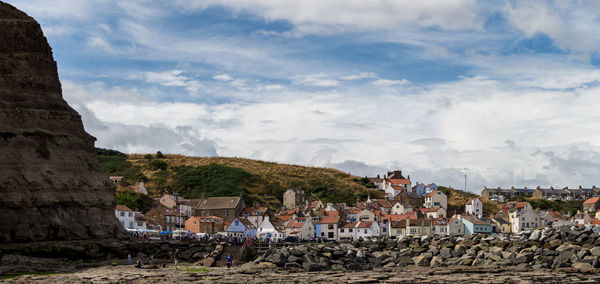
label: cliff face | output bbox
[0,2,126,242]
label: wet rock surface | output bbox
[0,1,124,242]
[4,264,600,283]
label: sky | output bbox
[7,0,600,193]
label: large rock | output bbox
[0,2,125,242]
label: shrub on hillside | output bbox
[150,159,168,171]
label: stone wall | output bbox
[254,225,600,271]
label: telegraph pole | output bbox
[464,174,467,192]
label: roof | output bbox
[461,215,489,225]
[466,199,474,205]
[491,218,509,225]
[109,176,123,180]
[191,216,223,222]
[371,199,392,208]
[500,201,528,210]
[391,219,432,228]
[389,178,411,185]
[194,196,243,210]
[238,218,255,228]
[356,221,373,228]
[382,212,417,221]
[116,205,133,212]
[584,197,599,204]
[322,211,340,224]
[285,219,304,229]
[341,222,357,228]
[425,190,443,198]
[345,207,360,214]
[419,207,442,213]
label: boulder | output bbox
[257,262,277,269]
[412,255,430,267]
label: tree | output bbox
[156,151,165,158]
[144,154,153,160]
[136,173,149,182]
[150,159,168,171]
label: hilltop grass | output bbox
[508,196,582,215]
[440,186,499,217]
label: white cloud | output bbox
[293,73,339,87]
[136,70,201,92]
[371,79,410,86]
[213,74,234,81]
[184,0,483,33]
[341,72,378,80]
[87,36,113,53]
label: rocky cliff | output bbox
[0,2,125,242]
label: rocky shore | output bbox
[254,225,600,271]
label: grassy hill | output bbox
[97,149,383,208]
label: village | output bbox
[113,170,600,242]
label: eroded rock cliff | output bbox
[0,2,125,242]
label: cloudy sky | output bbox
[8,0,600,192]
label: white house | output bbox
[339,221,380,240]
[257,216,285,241]
[354,221,380,239]
[226,218,256,238]
[424,190,447,210]
[115,205,146,230]
[446,215,465,236]
[432,219,447,236]
[356,209,376,222]
[382,170,411,199]
[285,218,315,240]
[391,202,413,214]
[129,181,148,195]
[465,198,483,218]
[503,202,540,232]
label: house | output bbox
[285,218,314,240]
[145,207,185,231]
[367,175,384,190]
[191,195,245,222]
[425,183,438,194]
[412,183,426,195]
[391,202,413,214]
[394,219,433,237]
[460,215,492,234]
[501,202,540,232]
[344,207,361,222]
[158,192,192,216]
[481,186,515,202]
[321,210,342,240]
[532,187,569,200]
[109,176,125,186]
[226,217,256,238]
[308,210,324,238]
[574,210,591,226]
[338,222,357,240]
[185,216,224,234]
[382,170,412,199]
[257,216,285,241]
[283,188,305,210]
[393,191,423,209]
[303,200,325,211]
[490,218,511,233]
[354,221,380,239]
[129,181,148,195]
[432,219,447,236]
[356,209,376,222]
[583,197,600,213]
[539,210,564,226]
[419,207,446,218]
[465,198,483,218]
[446,215,465,236]
[424,190,447,210]
[239,206,270,228]
[115,205,137,229]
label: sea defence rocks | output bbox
[254,225,600,272]
[0,2,125,242]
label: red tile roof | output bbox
[116,205,133,212]
[322,211,340,224]
[356,221,373,228]
[382,212,417,221]
[341,222,357,228]
[389,178,411,185]
[584,197,599,204]
[425,191,440,197]
[419,207,442,213]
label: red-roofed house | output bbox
[382,170,412,199]
[419,207,446,218]
[185,216,224,234]
[584,197,600,213]
[285,218,314,240]
[321,210,342,240]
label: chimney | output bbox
[376,174,380,179]
[407,175,410,181]
[579,185,582,189]
[524,186,527,190]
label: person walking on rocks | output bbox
[173,249,180,269]
[148,254,153,266]
[127,253,132,265]
[226,254,233,270]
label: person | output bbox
[127,253,132,265]
[148,254,153,266]
[136,259,144,269]
[226,254,233,270]
[173,248,180,269]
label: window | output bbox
[120,212,124,217]
[349,228,353,232]
[129,212,133,217]
[360,215,370,220]
[328,225,334,229]
[410,228,417,234]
